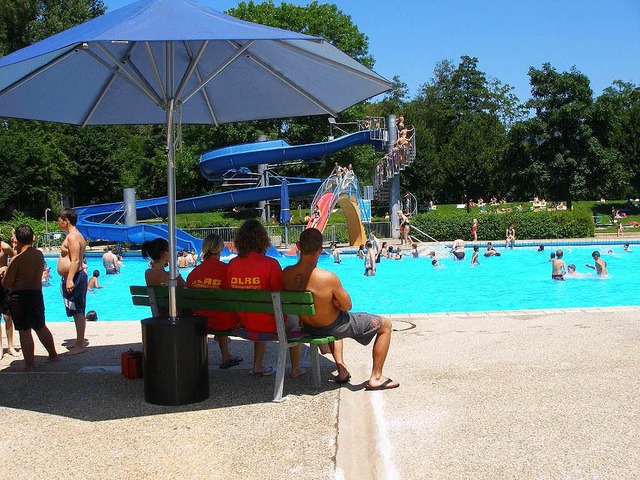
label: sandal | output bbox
[219,356,243,369]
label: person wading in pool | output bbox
[282,228,399,390]
[585,251,608,277]
[551,249,566,280]
[102,246,119,275]
[57,208,88,355]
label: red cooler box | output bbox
[121,349,143,379]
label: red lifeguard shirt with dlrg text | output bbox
[186,257,237,330]
[227,251,282,332]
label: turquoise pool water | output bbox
[42,244,639,322]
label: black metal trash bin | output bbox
[141,315,209,406]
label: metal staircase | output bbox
[372,126,417,203]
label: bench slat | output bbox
[130,286,313,305]
[132,296,314,315]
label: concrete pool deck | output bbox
[1,307,639,479]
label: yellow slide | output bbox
[336,194,366,246]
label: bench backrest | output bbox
[130,286,315,317]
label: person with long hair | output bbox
[227,219,305,377]
[187,234,242,369]
[141,238,186,288]
[397,211,411,246]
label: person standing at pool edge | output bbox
[506,223,516,248]
[282,228,399,390]
[57,208,88,355]
[0,232,18,357]
[1,225,58,371]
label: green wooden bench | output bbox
[130,286,335,402]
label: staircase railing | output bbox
[372,124,416,200]
[408,224,451,258]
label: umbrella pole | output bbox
[166,98,178,319]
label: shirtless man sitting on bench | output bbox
[282,228,399,391]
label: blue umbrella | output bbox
[280,179,291,246]
[279,179,291,224]
[0,0,392,317]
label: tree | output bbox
[148,0,378,194]
[401,56,521,204]
[0,119,73,217]
[509,63,611,208]
[589,81,640,197]
[364,75,409,117]
[0,0,105,56]
[228,1,373,68]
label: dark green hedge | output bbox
[411,208,595,242]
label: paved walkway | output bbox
[2,308,639,479]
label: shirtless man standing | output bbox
[57,208,88,354]
[282,228,399,390]
[0,233,18,357]
[1,225,57,371]
[585,250,608,276]
[102,246,119,275]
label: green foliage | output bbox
[505,64,620,208]
[412,207,594,241]
[589,81,640,197]
[0,120,72,217]
[1,2,639,221]
[0,0,105,56]
[175,212,248,229]
[403,56,524,204]
[0,210,48,247]
[228,1,373,68]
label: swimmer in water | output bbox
[585,251,608,276]
[551,249,566,280]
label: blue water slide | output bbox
[75,176,321,253]
[199,130,384,180]
[76,130,382,253]
[77,221,205,253]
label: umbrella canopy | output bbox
[0,0,391,125]
[0,0,392,317]
[279,179,291,224]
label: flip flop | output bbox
[365,378,400,391]
[251,366,276,376]
[334,374,351,385]
[219,356,243,369]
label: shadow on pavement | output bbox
[0,341,339,421]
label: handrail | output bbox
[308,170,368,228]
[403,191,418,217]
[409,224,449,250]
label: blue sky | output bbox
[103,0,640,102]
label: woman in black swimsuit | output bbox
[398,211,411,246]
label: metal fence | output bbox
[184,221,392,247]
[33,223,393,251]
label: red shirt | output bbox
[227,251,282,332]
[186,257,236,330]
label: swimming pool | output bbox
[42,243,639,322]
